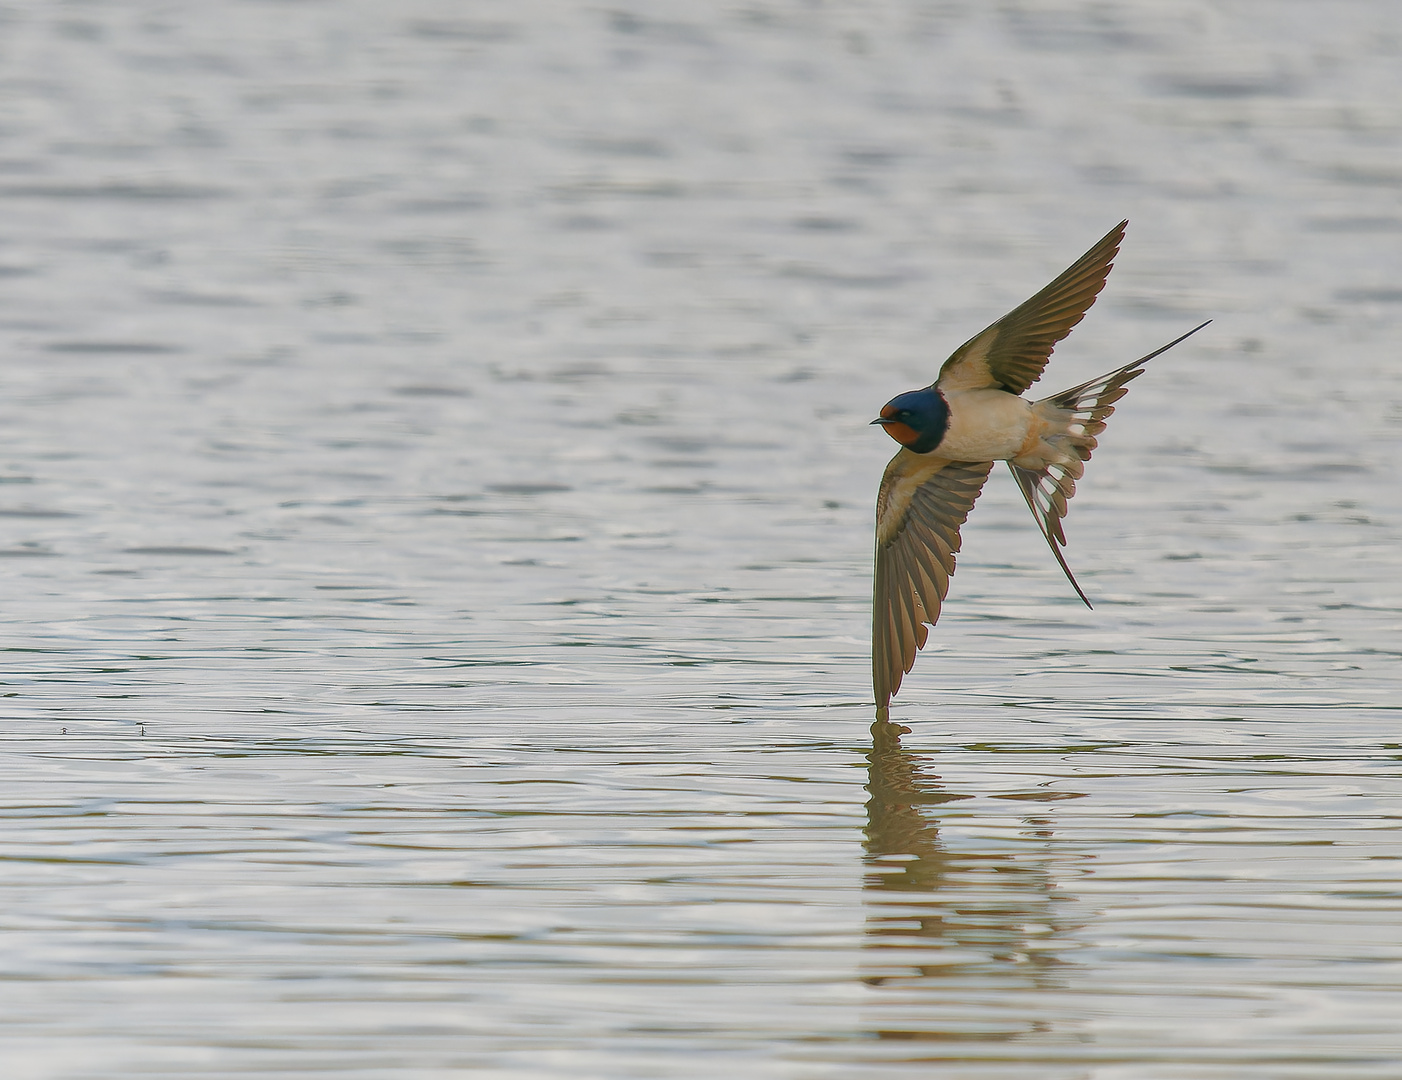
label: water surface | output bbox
[2,1,1402,1076]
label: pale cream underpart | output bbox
[938,388,1037,462]
[939,389,1087,473]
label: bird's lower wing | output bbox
[874,454,993,715]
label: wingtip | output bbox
[1097,220,1127,260]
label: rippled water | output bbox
[3,1,1402,1076]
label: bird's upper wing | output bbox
[935,221,1126,396]
[873,451,993,713]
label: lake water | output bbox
[2,1,1402,1076]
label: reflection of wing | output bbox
[861,722,1073,1016]
[1010,320,1213,608]
[935,221,1126,396]
[864,724,961,900]
[873,453,993,713]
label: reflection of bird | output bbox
[870,222,1208,717]
[864,720,967,901]
[861,720,1073,1031]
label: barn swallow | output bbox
[870,220,1208,719]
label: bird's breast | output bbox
[934,390,1035,461]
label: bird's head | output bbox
[871,387,949,454]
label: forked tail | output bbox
[1011,320,1211,606]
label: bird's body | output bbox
[939,389,1036,462]
[870,221,1207,718]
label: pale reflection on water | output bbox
[2,0,1402,1076]
[863,720,1074,1052]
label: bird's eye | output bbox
[899,410,912,420]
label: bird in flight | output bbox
[870,221,1207,719]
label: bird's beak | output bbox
[870,417,893,426]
